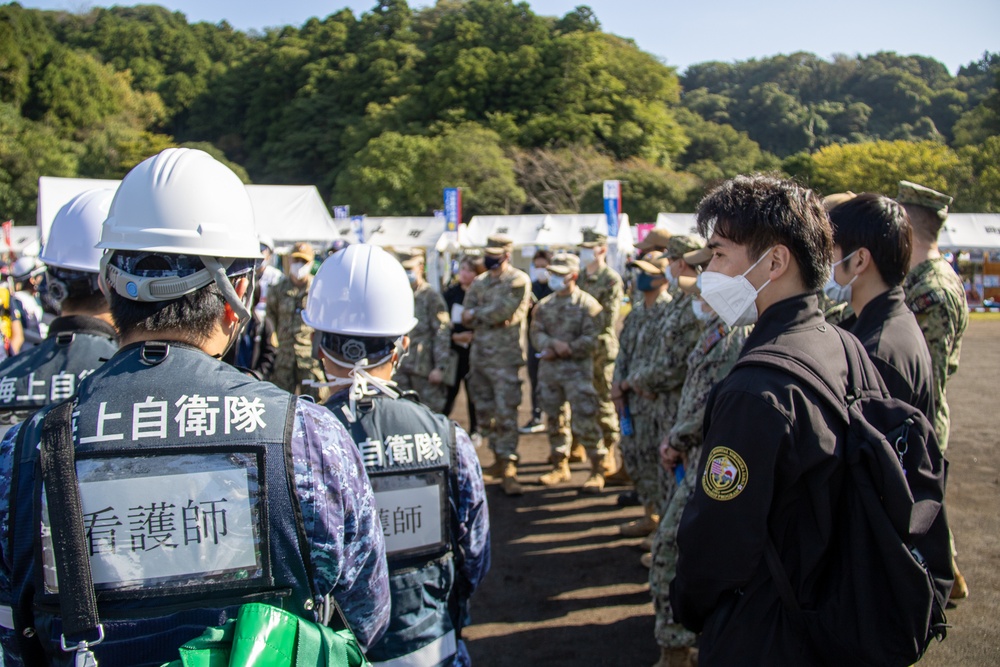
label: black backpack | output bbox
[735,329,950,667]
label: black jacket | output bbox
[849,286,935,421]
[671,293,850,666]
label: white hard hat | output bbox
[97,147,260,259]
[40,188,116,273]
[11,256,44,281]
[303,244,417,337]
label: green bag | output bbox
[161,603,371,667]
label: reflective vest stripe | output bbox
[371,630,457,667]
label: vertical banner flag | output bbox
[332,205,350,219]
[350,215,366,243]
[443,188,461,233]
[603,180,621,238]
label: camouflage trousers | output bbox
[271,354,326,400]
[593,338,620,449]
[395,371,448,414]
[468,364,522,461]
[649,444,700,649]
[620,396,668,511]
[538,361,606,460]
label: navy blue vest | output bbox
[328,391,458,667]
[8,341,314,667]
[0,316,117,428]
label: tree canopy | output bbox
[0,1,996,225]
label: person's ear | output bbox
[767,245,792,281]
[854,248,873,276]
[224,277,250,325]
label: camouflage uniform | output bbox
[396,282,452,413]
[903,257,968,452]
[578,261,624,448]
[613,290,674,509]
[267,274,325,399]
[649,314,750,650]
[652,292,702,513]
[464,263,531,461]
[531,285,605,460]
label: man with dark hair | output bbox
[268,241,325,398]
[826,193,933,415]
[0,189,118,433]
[0,149,389,667]
[671,174,852,663]
[897,180,969,600]
[826,193,952,611]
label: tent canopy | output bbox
[355,217,444,249]
[37,177,341,251]
[654,213,704,241]
[465,213,632,252]
[939,214,1000,252]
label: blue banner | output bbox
[603,180,621,237]
[332,205,350,219]
[443,188,461,233]
[350,215,365,243]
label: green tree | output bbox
[950,136,1000,212]
[806,140,960,197]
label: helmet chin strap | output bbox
[201,256,251,326]
[305,341,403,418]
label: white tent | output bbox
[654,213,703,241]
[465,213,633,251]
[245,184,342,249]
[38,177,341,252]
[939,214,1000,252]
[359,217,444,249]
[37,176,120,244]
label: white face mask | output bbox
[579,248,596,266]
[691,298,715,323]
[530,266,549,284]
[698,247,774,327]
[663,263,674,284]
[290,260,311,280]
[548,274,566,291]
[823,250,858,305]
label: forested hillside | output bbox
[1,0,997,225]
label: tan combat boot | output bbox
[481,457,506,478]
[951,557,969,600]
[538,459,571,486]
[620,506,659,537]
[501,461,523,496]
[568,442,588,463]
[651,646,698,667]
[580,455,607,494]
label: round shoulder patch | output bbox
[702,446,749,501]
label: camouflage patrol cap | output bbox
[629,251,669,276]
[682,246,712,268]
[664,234,704,260]
[897,181,953,219]
[578,228,608,248]
[484,234,514,255]
[636,228,672,251]
[822,191,857,212]
[548,253,580,276]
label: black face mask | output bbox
[484,255,504,270]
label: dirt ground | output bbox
[453,318,1000,667]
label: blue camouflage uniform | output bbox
[0,366,390,666]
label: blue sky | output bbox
[21,0,999,74]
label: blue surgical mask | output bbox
[823,250,859,304]
[635,273,658,292]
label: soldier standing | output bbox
[531,254,610,491]
[396,251,453,413]
[267,241,325,399]
[898,179,970,600]
[577,229,624,480]
[612,252,674,538]
[462,234,532,495]
[648,287,751,667]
